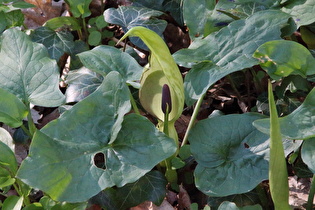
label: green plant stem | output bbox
[13,182,30,206]
[82,17,88,42]
[306,174,315,210]
[26,105,36,137]
[20,124,32,139]
[181,92,205,147]
[129,91,140,115]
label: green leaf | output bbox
[267,81,290,209]
[4,10,24,28]
[182,0,216,39]
[91,171,167,210]
[104,6,167,50]
[0,11,7,33]
[207,191,261,209]
[173,10,292,105]
[11,1,35,9]
[184,0,276,39]
[189,113,269,196]
[65,67,103,103]
[2,195,23,210]
[17,72,176,202]
[39,196,87,210]
[0,29,65,107]
[254,87,315,140]
[0,128,17,188]
[218,201,262,210]
[65,0,92,18]
[301,138,315,174]
[133,0,183,25]
[78,45,142,85]
[253,40,315,80]
[0,128,18,173]
[88,30,102,46]
[281,0,315,27]
[31,27,76,61]
[0,88,28,128]
[44,16,82,31]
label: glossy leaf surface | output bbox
[17,72,176,202]
[253,40,315,80]
[182,0,215,39]
[218,201,262,210]
[0,88,28,128]
[78,45,142,85]
[104,6,167,50]
[189,113,269,196]
[173,10,292,105]
[0,29,65,107]
[31,27,76,61]
[65,67,103,103]
[281,0,315,27]
[254,87,315,140]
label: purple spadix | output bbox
[161,84,172,114]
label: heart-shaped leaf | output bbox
[77,45,142,85]
[17,72,176,202]
[254,87,315,140]
[0,88,28,128]
[189,113,269,196]
[253,40,315,80]
[0,29,65,107]
[173,10,292,105]
[31,27,76,61]
[104,6,167,50]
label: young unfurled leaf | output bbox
[267,81,290,209]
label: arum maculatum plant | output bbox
[118,26,185,182]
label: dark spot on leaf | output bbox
[244,143,250,148]
[215,22,229,27]
[94,152,106,170]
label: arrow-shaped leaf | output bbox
[0,29,65,107]
[17,71,176,202]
